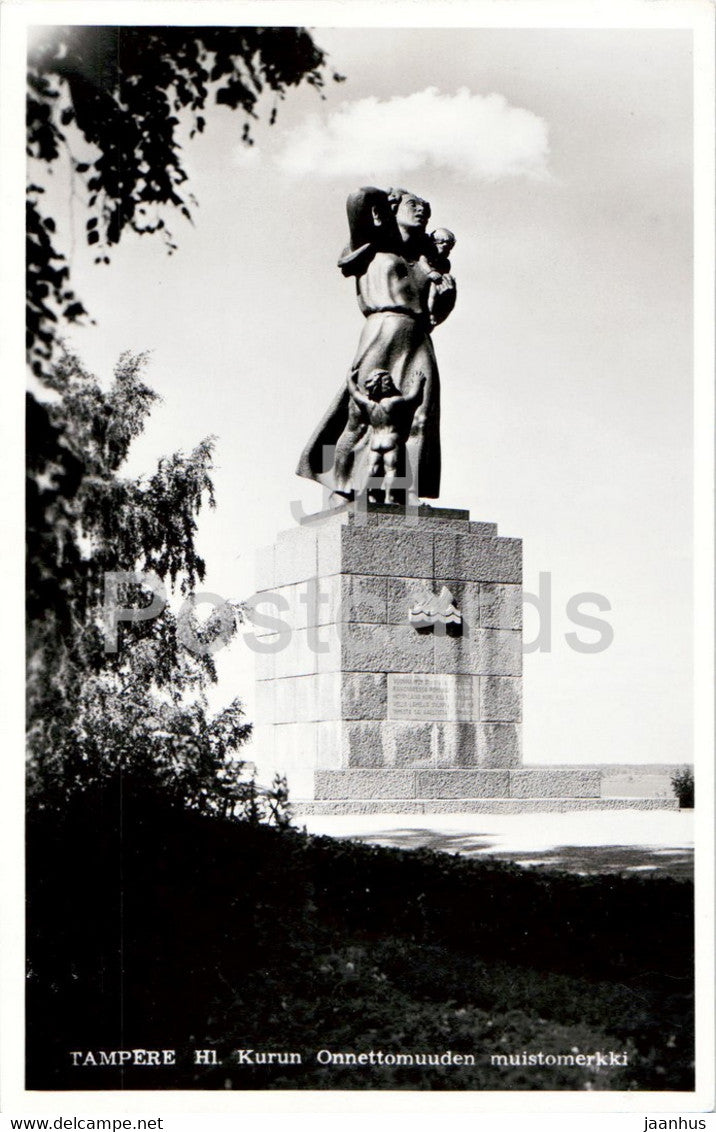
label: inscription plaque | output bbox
[387,673,477,722]
[600,774,671,800]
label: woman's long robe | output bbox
[296,249,446,499]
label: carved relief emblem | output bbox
[408,586,462,634]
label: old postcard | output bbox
[2,0,714,1123]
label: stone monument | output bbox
[250,186,681,812]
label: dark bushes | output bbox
[26,793,694,1091]
[671,767,694,809]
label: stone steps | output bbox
[295,796,680,815]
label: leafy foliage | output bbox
[27,25,341,377]
[26,26,329,809]
[26,348,263,813]
[26,807,694,1091]
[670,766,694,809]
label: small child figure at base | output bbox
[347,368,426,504]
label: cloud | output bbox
[271,87,551,181]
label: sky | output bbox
[33,24,695,765]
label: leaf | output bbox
[63,301,85,320]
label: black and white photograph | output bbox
[3,0,715,1119]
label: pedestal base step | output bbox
[311,767,682,803]
[294,796,680,816]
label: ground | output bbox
[301,809,694,880]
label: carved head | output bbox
[387,188,432,231]
[363,369,399,400]
[430,227,456,256]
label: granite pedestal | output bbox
[250,504,682,812]
[251,504,523,804]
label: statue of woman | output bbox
[296,186,456,502]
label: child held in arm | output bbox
[347,368,426,504]
[423,228,456,327]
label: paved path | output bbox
[300,809,694,879]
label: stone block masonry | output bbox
[251,504,523,802]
